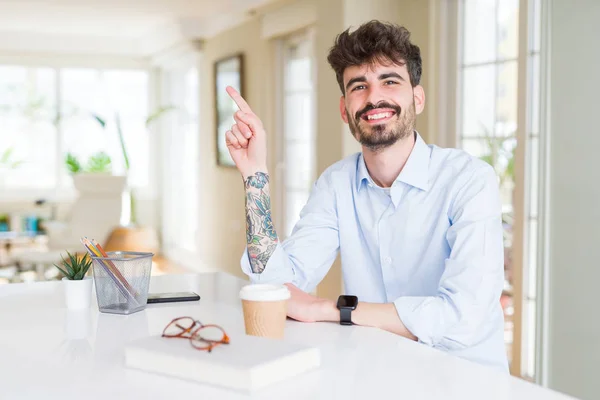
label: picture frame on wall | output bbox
[214,53,244,167]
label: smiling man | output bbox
[225,20,508,372]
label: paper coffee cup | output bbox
[239,284,291,339]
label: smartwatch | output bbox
[336,295,358,325]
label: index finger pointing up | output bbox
[226,86,252,114]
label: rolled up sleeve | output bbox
[240,172,340,293]
[240,244,295,283]
[394,165,504,350]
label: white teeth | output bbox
[367,112,392,120]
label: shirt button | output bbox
[384,257,392,264]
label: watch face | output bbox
[337,295,358,309]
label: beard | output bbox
[346,100,416,152]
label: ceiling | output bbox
[0,0,278,56]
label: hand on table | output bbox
[284,284,417,340]
[284,283,337,323]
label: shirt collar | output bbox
[356,131,431,192]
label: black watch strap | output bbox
[340,307,353,325]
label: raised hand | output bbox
[225,86,268,179]
[226,86,277,273]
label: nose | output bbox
[365,85,385,108]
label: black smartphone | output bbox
[147,292,200,304]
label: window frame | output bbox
[158,52,202,269]
[445,0,544,380]
[274,29,317,239]
[0,55,153,204]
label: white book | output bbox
[124,334,321,391]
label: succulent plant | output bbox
[54,251,92,280]
[85,151,112,173]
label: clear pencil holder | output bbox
[91,251,153,315]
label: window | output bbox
[458,0,519,367]
[0,65,150,196]
[61,69,149,187]
[160,58,200,268]
[457,0,542,379]
[279,33,316,238]
[0,66,57,189]
[522,0,542,381]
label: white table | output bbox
[0,272,576,400]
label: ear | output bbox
[339,96,348,123]
[413,85,426,115]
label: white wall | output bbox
[547,1,600,399]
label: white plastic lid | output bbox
[239,284,291,302]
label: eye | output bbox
[384,80,399,85]
[351,85,366,92]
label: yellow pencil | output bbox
[82,237,136,295]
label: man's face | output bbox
[339,61,425,151]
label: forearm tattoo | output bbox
[245,172,278,273]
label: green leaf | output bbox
[63,262,75,278]
[68,251,81,273]
[130,190,138,225]
[145,105,176,127]
[505,153,515,182]
[53,264,70,279]
[81,255,92,273]
[115,113,130,171]
[81,261,92,277]
[251,235,262,245]
[1,147,13,163]
[69,251,80,273]
[85,151,112,173]
[64,153,82,174]
[58,252,93,280]
[480,154,494,167]
[74,255,84,273]
[0,147,23,170]
[76,262,90,279]
[92,114,107,129]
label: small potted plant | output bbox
[54,251,93,309]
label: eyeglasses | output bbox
[162,316,230,352]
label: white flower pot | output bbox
[63,277,93,309]
[72,173,126,195]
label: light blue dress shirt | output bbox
[241,133,508,372]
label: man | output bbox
[225,20,508,372]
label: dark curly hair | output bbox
[327,20,422,95]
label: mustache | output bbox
[355,102,402,121]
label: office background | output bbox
[0,0,598,399]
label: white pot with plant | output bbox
[54,251,94,310]
[65,151,127,194]
[92,106,174,226]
